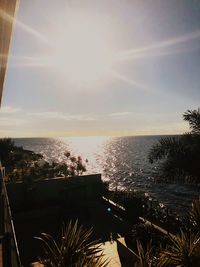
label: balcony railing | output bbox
[0,166,22,267]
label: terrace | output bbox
[1,164,141,266]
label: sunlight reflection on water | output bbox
[59,136,110,175]
[15,136,200,214]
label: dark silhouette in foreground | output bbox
[149,108,200,183]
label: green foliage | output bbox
[0,138,43,173]
[158,231,200,267]
[0,138,31,168]
[183,109,200,135]
[148,109,200,182]
[52,153,87,178]
[35,220,107,267]
[0,137,87,182]
[148,137,183,164]
[0,138,15,166]
[132,197,200,266]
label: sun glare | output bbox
[49,15,114,84]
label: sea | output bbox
[14,135,200,215]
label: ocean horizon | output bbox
[11,135,200,215]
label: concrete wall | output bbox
[6,174,103,211]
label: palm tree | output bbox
[148,109,200,183]
[183,109,200,134]
[158,231,200,267]
[35,220,107,267]
[148,137,185,181]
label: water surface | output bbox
[14,136,200,214]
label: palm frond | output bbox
[134,240,154,267]
[183,109,200,134]
[148,111,200,183]
[148,137,181,163]
[158,230,200,267]
[191,197,200,229]
[35,220,108,267]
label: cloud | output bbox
[28,111,96,121]
[1,106,22,114]
[0,117,25,126]
[0,106,25,127]
[111,71,152,93]
[109,111,132,117]
[118,29,200,61]
[107,111,132,119]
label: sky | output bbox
[1,0,200,137]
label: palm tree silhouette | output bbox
[148,108,200,183]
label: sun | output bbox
[49,15,115,84]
